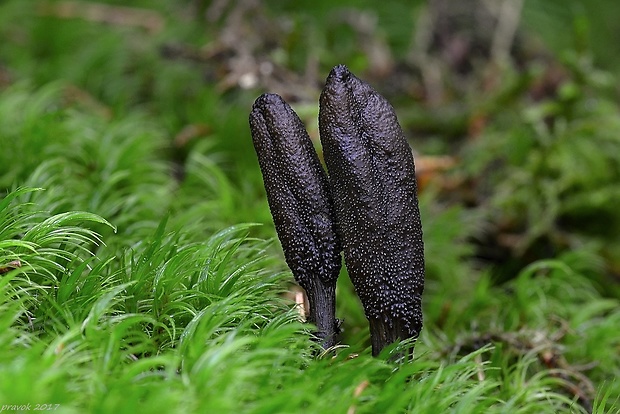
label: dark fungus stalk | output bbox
[319,65,425,356]
[249,93,342,348]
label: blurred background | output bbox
[2,0,620,351]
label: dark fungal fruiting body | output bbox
[250,66,425,357]
[319,65,425,356]
[249,93,342,348]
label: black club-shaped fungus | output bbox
[319,65,425,356]
[249,93,342,348]
[250,66,425,357]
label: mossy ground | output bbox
[0,1,618,413]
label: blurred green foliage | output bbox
[0,0,619,412]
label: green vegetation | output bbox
[0,1,618,413]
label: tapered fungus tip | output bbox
[324,65,354,92]
[250,93,285,118]
[250,93,304,152]
[255,92,284,106]
[328,64,351,81]
[322,65,377,118]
